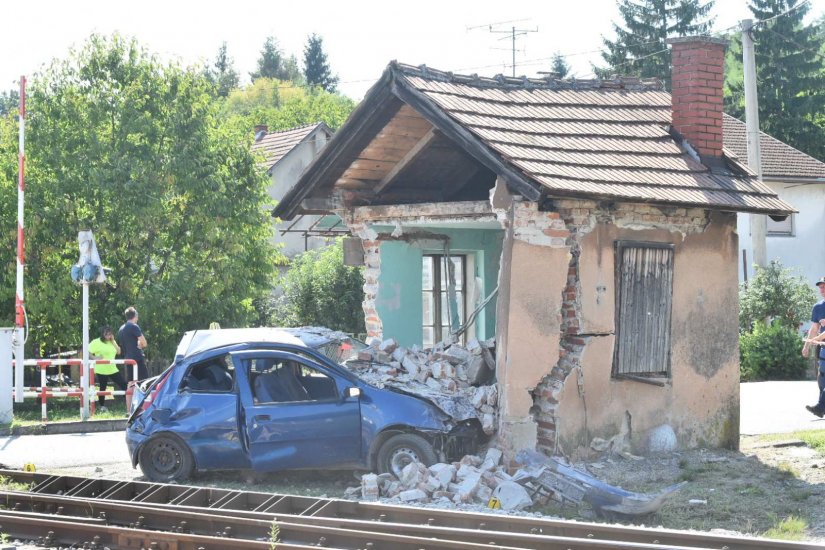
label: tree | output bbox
[739,260,815,331]
[550,52,571,78]
[267,240,365,335]
[224,78,355,132]
[0,34,280,358]
[597,0,715,88]
[303,34,339,92]
[251,36,283,81]
[725,0,825,161]
[205,42,240,97]
[0,90,19,116]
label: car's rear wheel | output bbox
[138,434,194,482]
[376,433,437,477]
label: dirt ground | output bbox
[9,433,825,544]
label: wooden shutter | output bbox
[614,242,674,377]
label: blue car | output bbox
[126,328,483,482]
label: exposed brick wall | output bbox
[668,36,727,158]
[349,221,384,341]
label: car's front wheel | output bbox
[376,433,437,477]
[138,434,194,482]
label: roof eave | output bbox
[273,71,398,220]
[266,122,332,176]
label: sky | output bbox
[1,0,822,100]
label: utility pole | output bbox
[742,19,767,271]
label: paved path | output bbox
[1,382,824,472]
[0,431,127,470]
[740,380,825,435]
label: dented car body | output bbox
[126,328,482,482]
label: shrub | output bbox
[739,260,816,331]
[264,239,365,336]
[740,321,808,381]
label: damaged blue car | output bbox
[126,328,483,482]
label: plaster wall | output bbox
[374,228,503,347]
[737,181,825,286]
[556,210,740,456]
[269,129,336,258]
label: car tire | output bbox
[376,433,438,477]
[138,434,195,483]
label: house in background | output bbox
[275,37,793,459]
[724,114,825,285]
[252,122,347,269]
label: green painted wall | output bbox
[375,228,503,347]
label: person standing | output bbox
[802,277,825,418]
[88,326,126,412]
[118,306,149,381]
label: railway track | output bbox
[0,469,822,550]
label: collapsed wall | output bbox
[497,196,739,460]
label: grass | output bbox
[2,397,128,427]
[755,429,825,454]
[762,516,808,541]
[0,475,32,492]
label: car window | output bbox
[181,354,234,393]
[247,357,337,404]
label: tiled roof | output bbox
[722,114,825,181]
[395,63,792,215]
[251,122,330,171]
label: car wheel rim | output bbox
[389,446,420,477]
[150,441,181,476]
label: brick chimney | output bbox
[667,36,727,159]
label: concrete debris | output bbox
[492,481,534,511]
[354,448,524,508]
[344,338,499,434]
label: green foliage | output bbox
[268,240,365,335]
[303,34,339,92]
[550,52,571,78]
[205,42,240,98]
[251,36,302,83]
[739,260,816,331]
[597,0,714,88]
[0,34,280,358]
[740,321,807,381]
[0,89,18,116]
[223,78,355,133]
[269,521,280,549]
[762,516,807,541]
[725,0,825,161]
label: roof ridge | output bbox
[391,61,664,93]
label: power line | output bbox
[753,0,811,28]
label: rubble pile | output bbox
[352,448,534,511]
[351,337,498,434]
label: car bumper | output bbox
[125,429,148,468]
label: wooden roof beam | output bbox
[373,128,438,194]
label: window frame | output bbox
[246,355,339,405]
[179,354,235,394]
[422,254,467,347]
[611,240,674,384]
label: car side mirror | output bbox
[346,387,361,399]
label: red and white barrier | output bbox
[12,358,137,422]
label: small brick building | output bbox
[274,36,793,458]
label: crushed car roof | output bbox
[175,328,306,360]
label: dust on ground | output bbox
[21,434,825,543]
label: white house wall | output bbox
[269,129,336,259]
[737,180,825,286]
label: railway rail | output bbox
[0,469,822,550]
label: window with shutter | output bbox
[613,242,674,380]
[767,214,793,236]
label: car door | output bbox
[232,349,362,471]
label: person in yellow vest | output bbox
[88,326,126,412]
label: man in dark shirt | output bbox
[802,277,825,418]
[118,306,149,381]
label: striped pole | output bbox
[16,76,25,329]
[14,76,26,403]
